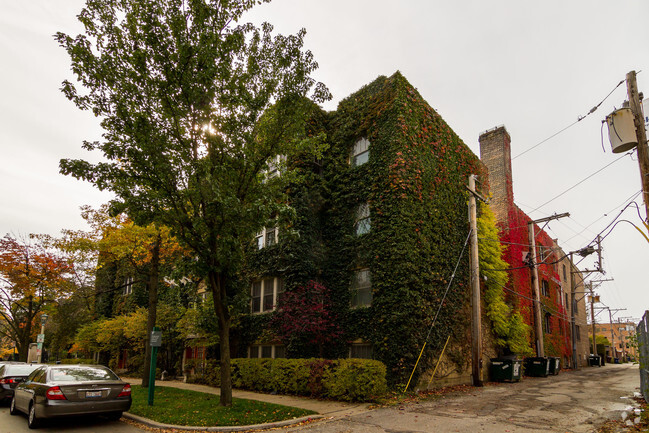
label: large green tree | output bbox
[56,0,328,405]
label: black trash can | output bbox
[490,358,523,382]
[548,357,560,375]
[588,355,601,366]
[524,357,549,377]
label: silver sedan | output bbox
[10,364,131,429]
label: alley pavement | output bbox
[123,363,641,432]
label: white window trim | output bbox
[351,268,372,308]
[350,138,370,167]
[123,276,134,296]
[349,342,373,359]
[355,203,371,235]
[250,277,285,314]
[256,226,279,249]
[265,155,286,179]
[248,344,286,359]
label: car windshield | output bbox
[50,367,119,382]
[4,365,40,376]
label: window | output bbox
[256,226,279,249]
[249,345,286,359]
[351,268,372,307]
[576,326,581,341]
[355,203,371,235]
[565,293,569,310]
[562,264,567,282]
[122,276,134,296]
[266,155,286,179]
[544,313,552,334]
[350,138,370,167]
[538,246,546,261]
[541,280,549,297]
[250,277,284,313]
[350,343,373,359]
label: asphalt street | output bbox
[286,363,640,433]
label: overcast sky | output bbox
[1,1,648,321]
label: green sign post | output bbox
[148,327,162,406]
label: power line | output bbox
[561,191,642,244]
[513,78,626,160]
[527,151,633,214]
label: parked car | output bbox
[10,364,131,429]
[0,364,42,403]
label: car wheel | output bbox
[106,411,123,421]
[9,397,19,415]
[27,402,40,429]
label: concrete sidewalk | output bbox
[121,377,371,431]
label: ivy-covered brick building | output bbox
[238,72,494,386]
[479,126,586,368]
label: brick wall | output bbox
[479,126,514,225]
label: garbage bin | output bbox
[588,355,601,367]
[548,357,560,375]
[490,358,523,382]
[524,357,549,377]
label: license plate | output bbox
[86,391,102,398]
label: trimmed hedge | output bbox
[188,358,387,402]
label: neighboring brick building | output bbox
[592,321,638,362]
[479,126,585,367]
[555,243,590,367]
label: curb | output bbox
[123,412,326,432]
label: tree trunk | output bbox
[141,235,161,387]
[209,270,232,407]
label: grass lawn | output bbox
[128,385,316,427]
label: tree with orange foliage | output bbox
[75,206,189,385]
[0,235,74,361]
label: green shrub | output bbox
[190,358,386,402]
[322,359,387,401]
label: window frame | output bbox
[354,202,371,236]
[350,138,370,167]
[351,268,372,308]
[250,277,285,314]
[256,226,279,249]
[248,344,286,359]
[349,342,373,359]
[122,276,134,296]
[265,155,286,179]
[544,313,552,334]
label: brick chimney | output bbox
[479,126,514,225]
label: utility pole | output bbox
[468,175,483,386]
[626,71,649,224]
[569,240,604,368]
[589,282,598,356]
[570,255,578,369]
[588,278,614,357]
[528,212,569,357]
